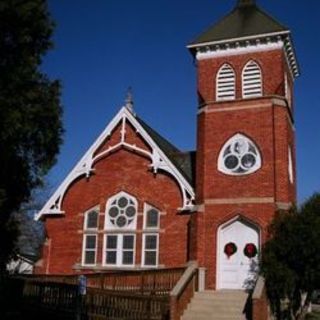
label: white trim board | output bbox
[35,107,195,220]
[189,32,299,79]
[196,41,283,60]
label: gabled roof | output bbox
[189,1,288,46]
[171,151,196,186]
[136,116,196,186]
[36,107,195,220]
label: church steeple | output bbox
[188,0,299,78]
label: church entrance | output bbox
[217,217,260,290]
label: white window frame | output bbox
[143,203,160,230]
[242,60,263,99]
[84,207,99,231]
[81,206,99,267]
[141,233,159,268]
[82,234,98,267]
[285,73,292,107]
[103,234,136,267]
[216,63,236,101]
[104,191,138,231]
[288,146,294,184]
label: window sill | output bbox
[73,263,166,271]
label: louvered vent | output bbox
[216,64,236,101]
[242,61,262,98]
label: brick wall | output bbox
[35,127,190,274]
[193,48,297,289]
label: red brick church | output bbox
[35,0,299,292]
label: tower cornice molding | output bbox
[188,31,299,79]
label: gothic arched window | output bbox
[216,64,236,101]
[218,134,262,175]
[82,207,99,266]
[104,192,137,267]
[105,192,137,230]
[242,60,263,98]
[142,204,161,267]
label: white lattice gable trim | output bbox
[35,107,195,220]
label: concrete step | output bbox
[182,314,244,320]
[186,303,245,313]
[195,290,248,297]
[181,290,248,320]
[191,296,247,304]
[183,309,242,317]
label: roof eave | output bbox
[187,30,300,79]
[187,30,290,49]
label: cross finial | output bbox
[125,87,134,112]
[237,0,256,7]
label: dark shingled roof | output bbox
[136,116,196,186]
[189,0,288,46]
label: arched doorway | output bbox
[217,216,260,290]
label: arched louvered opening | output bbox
[242,61,263,98]
[216,64,236,101]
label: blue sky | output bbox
[44,0,320,204]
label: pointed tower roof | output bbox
[190,0,288,46]
[188,1,299,78]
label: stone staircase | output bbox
[181,290,249,320]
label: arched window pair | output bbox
[216,61,263,101]
[82,192,161,268]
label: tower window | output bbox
[216,64,236,101]
[288,146,294,184]
[285,73,292,107]
[218,134,262,175]
[242,61,263,98]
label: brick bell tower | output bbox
[188,0,299,290]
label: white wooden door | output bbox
[217,219,259,290]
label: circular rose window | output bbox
[108,196,136,228]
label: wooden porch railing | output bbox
[22,267,185,294]
[86,268,185,294]
[10,267,190,319]
[20,278,170,320]
[169,262,198,320]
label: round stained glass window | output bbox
[241,154,256,169]
[107,194,137,228]
[109,207,119,218]
[118,197,128,208]
[126,206,136,217]
[218,134,261,176]
[225,155,239,170]
[116,216,127,228]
